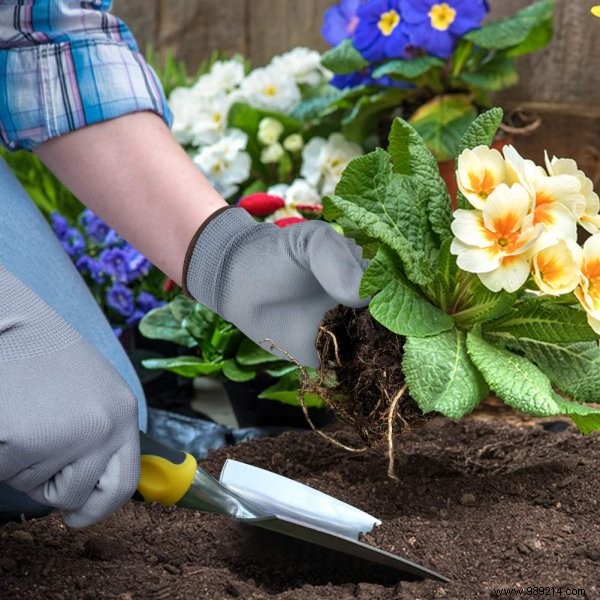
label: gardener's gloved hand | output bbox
[184,207,368,367]
[0,265,140,528]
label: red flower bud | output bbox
[163,277,178,293]
[238,193,285,216]
[274,216,306,227]
[296,203,323,215]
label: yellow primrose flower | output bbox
[531,233,582,296]
[456,145,507,209]
[504,145,581,240]
[575,234,600,334]
[545,152,600,233]
[450,183,543,292]
[592,5,600,17]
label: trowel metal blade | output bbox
[241,513,450,583]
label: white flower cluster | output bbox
[450,144,600,332]
[168,49,361,201]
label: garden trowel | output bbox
[136,432,449,582]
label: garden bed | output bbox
[1,415,599,599]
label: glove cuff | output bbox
[182,206,260,307]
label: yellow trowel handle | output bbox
[137,431,198,506]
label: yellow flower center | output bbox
[378,10,400,36]
[265,84,277,97]
[428,3,457,31]
[592,5,600,17]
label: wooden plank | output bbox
[244,0,332,66]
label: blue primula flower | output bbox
[106,282,135,317]
[99,247,130,282]
[321,0,362,46]
[75,255,105,284]
[331,66,413,90]
[79,209,110,244]
[401,0,489,59]
[354,0,410,62]
[50,213,69,238]
[122,244,152,283]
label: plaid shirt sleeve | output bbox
[0,0,173,151]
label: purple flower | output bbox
[50,213,69,238]
[401,0,489,59]
[136,291,164,313]
[122,245,152,283]
[322,0,362,46]
[75,255,105,284]
[79,209,110,244]
[106,283,135,317]
[99,247,130,282]
[354,0,410,62]
[61,227,85,257]
[330,67,412,89]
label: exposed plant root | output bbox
[263,305,433,477]
[260,338,368,453]
[309,306,432,452]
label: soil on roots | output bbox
[311,306,430,449]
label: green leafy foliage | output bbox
[403,329,488,419]
[464,0,554,52]
[139,295,295,384]
[324,110,600,434]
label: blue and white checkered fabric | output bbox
[0,0,172,151]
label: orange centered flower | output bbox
[378,10,400,36]
[468,169,497,201]
[429,3,457,31]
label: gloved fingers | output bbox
[23,454,109,512]
[62,439,140,528]
[306,224,370,307]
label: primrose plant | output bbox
[320,0,554,160]
[323,107,600,434]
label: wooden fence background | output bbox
[112,0,600,182]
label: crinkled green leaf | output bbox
[502,339,600,404]
[141,356,224,378]
[464,0,553,51]
[372,56,444,80]
[428,238,458,312]
[387,117,452,240]
[329,149,434,284]
[409,94,478,161]
[552,394,600,435]
[466,332,559,416]
[459,55,518,92]
[363,247,454,337]
[403,329,488,418]
[320,40,369,74]
[483,302,598,344]
[456,107,504,155]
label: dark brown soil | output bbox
[313,307,429,448]
[1,416,600,599]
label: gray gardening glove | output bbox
[184,207,368,367]
[0,265,140,527]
